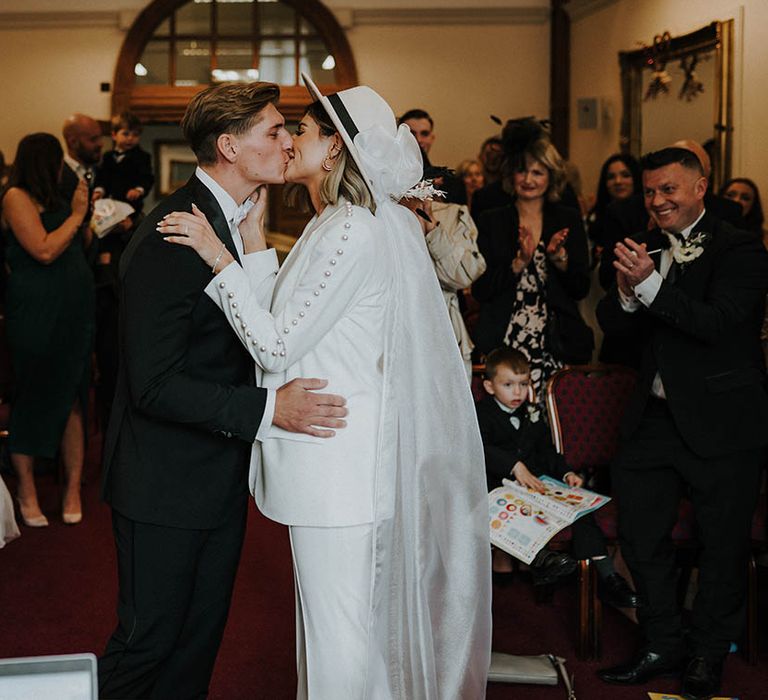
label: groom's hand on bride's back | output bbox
[273,378,348,438]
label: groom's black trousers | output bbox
[611,397,763,662]
[99,502,247,699]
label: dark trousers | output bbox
[98,503,248,699]
[612,397,762,661]
[570,513,608,560]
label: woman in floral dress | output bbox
[472,119,592,403]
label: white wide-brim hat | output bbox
[302,72,397,197]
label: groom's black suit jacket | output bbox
[102,175,267,529]
[596,211,768,459]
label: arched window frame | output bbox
[112,0,358,123]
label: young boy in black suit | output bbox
[477,346,639,607]
[94,111,154,217]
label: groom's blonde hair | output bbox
[182,81,280,166]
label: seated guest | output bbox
[477,347,639,606]
[472,118,592,401]
[1,133,94,527]
[456,158,484,211]
[596,147,768,698]
[719,177,765,238]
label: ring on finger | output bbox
[184,224,189,235]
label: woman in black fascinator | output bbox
[472,117,593,400]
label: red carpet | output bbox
[1,439,766,698]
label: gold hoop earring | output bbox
[322,156,334,172]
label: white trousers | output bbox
[289,522,385,700]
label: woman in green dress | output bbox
[1,133,94,527]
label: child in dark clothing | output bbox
[94,111,154,215]
[477,347,640,607]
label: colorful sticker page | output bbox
[512,475,610,523]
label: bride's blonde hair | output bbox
[285,101,375,214]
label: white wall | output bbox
[570,0,768,201]
[348,22,550,168]
[0,3,551,172]
[0,26,123,163]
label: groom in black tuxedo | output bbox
[596,147,768,699]
[98,82,347,699]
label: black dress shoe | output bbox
[598,650,683,685]
[681,656,722,699]
[530,548,577,586]
[599,572,644,608]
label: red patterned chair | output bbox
[544,364,638,658]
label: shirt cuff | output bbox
[255,389,276,442]
[633,270,663,307]
[618,287,641,313]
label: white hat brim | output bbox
[301,72,375,198]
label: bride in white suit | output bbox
[160,75,491,699]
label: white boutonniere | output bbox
[665,231,710,266]
[527,405,540,423]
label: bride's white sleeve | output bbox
[204,213,377,372]
[240,248,279,307]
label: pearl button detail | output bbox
[271,351,277,356]
[324,271,331,277]
[344,222,351,229]
[330,259,337,266]
[227,292,234,299]
[299,311,305,318]
[246,331,252,337]
[314,291,320,296]
[283,328,290,334]
[342,234,349,241]
[259,346,266,352]
[320,282,326,289]
[231,302,237,308]
[219,282,225,288]
[234,312,240,319]
[292,319,298,326]
[279,350,286,357]
[305,300,311,307]
[337,249,343,255]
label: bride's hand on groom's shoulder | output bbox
[273,378,348,438]
[158,204,235,273]
[239,185,269,253]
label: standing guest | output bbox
[587,153,641,252]
[596,147,768,699]
[456,158,485,211]
[405,174,486,380]
[719,177,764,237]
[399,108,435,166]
[479,135,504,185]
[61,113,102,199]
[399,109,465,203]
[0,133,94,527]
[97,81,348,700]
[598,139,743,292]
[160,76,492,699]
[92,111,155,429]
[472,118,592,400]
[93,111,154,219]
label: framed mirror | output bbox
[619,20,734,190]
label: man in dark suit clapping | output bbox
[98,82,348,700]
[596,147,768,699]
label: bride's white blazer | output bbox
[205,199,393,527]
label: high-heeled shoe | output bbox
[62,510,82,525]
[17,499,49,528]
[62,494,82,525]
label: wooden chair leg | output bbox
[590,559,602,659]
[576,559,590,659]
[745,553,758,665]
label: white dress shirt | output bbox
[618,208,706,398]
[196,166,275,438]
